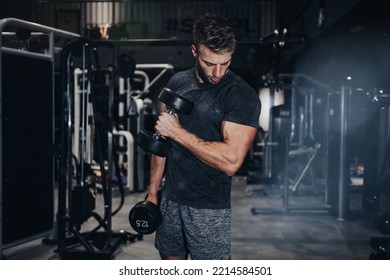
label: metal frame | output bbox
[251,74,351,220]
[0,17,79,258]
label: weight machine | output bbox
[57,38,142,259]
[250,74,351,220]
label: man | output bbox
[146,13,261,260]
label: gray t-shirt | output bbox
[163,68,261,209]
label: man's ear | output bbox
[191,44,197,57]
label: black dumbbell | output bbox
[128,191,162,235]
[136,88,194,157]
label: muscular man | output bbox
[147,13,261,260]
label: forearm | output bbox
[148,155,166,196]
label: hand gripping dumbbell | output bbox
[135,87,194,157]
[128,190,162,235]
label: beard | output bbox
[194,57,227,85]
[195,60,213,85]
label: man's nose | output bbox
[212,64,223,78]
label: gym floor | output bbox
[2,175,385,260]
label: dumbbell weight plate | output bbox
[129,200,162,235]
[135,130,171,157]
[158,88,194,115]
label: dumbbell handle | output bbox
[153,107,175,140]
[166,107,175,114]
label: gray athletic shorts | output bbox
[155,195,232,260]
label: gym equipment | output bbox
[0,18,79,259]
[136,87,194,157]
[57,38,142,260]
[116,53,136,78]
[249,74,350,217]
[129,191,162,235]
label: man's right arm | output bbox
[146,155,166,205]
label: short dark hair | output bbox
[193,13,237,54]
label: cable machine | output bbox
[250,74,351,220]
[57,38,141,259]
